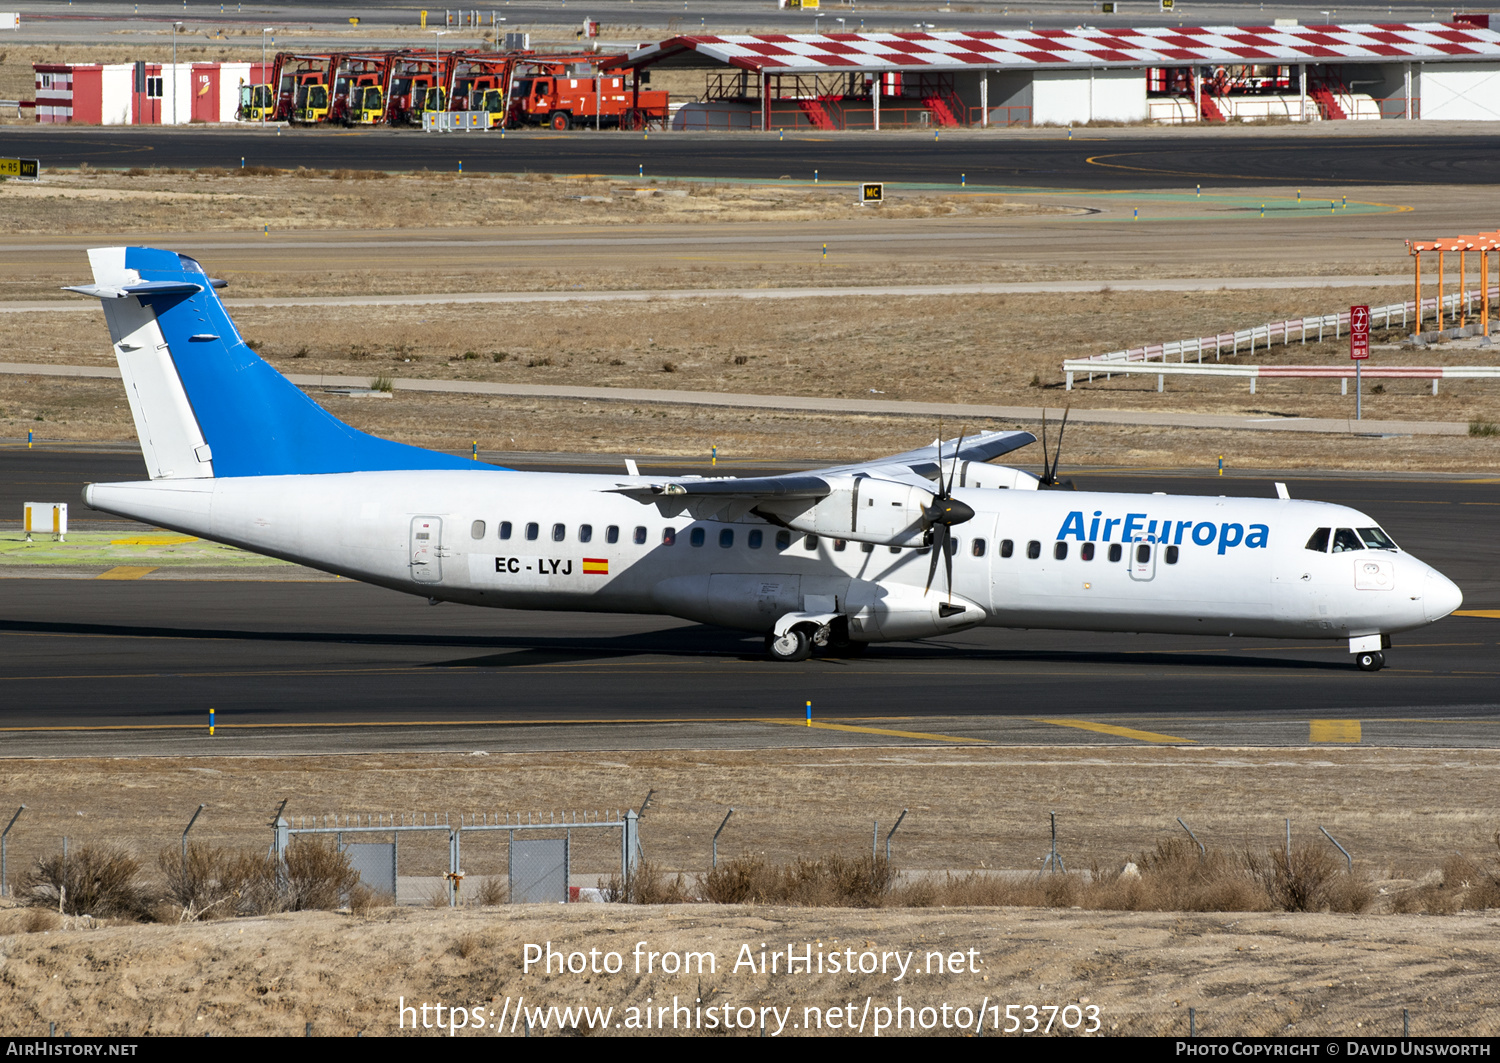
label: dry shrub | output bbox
[331,168,389,181]
[603,858,693,904]
[699,854,894,907]
[282,838,360,911]
[347,883,392,915]
[1245,844,1370,913]
[157,843,237,921]
[21,845,150,920]
[1112,838,1269,912]
[452,931,481,959]
[472,876,507,906]
[237,164,281,177]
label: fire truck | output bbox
[452,54,525,129]
[238,53,339,124]
[506,55,668,130]
[334,54,397,126]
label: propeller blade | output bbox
[924,525,945,595]
[944,530,955,603]
[1050,407,1071,482]
[1040,409,1050,483]
[946,429,965,495]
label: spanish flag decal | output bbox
[582,557,609,575]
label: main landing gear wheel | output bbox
[1356,651,1385,672]
[766,629,811,662]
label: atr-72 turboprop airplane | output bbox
[71,247,1463,670]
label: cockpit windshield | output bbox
[1357,527,1399,551]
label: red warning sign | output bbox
[1350,304,1370,360]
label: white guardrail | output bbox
[1061,362,1500,394]
[1077,285,1500,375]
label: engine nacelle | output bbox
[761,475,930,547]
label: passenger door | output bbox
[410,516,443,583]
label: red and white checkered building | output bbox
[33,61,271,124]
[619,22,1500,128]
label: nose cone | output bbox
[1424,568,1463,621]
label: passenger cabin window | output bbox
[1054,542,1068,561]
[804,534,818,550]
[499,521,512,541]
[606,525,619,544]
[776,531,791,551]
[999,539,1014,558]
[1165,545,1180,564]
[690,527,705,547]
[525,522,539,541]
[1358,527,1398,551]
[662,527,676,546]
[834,538,847,552]
[470,520,486,540]
[552,523,566,543]
[971,538,986,558]
[861,542,874,553]
[1108,543,1123,562]
[720,529,734,548]
[1305,528,1331,552]
[1027,540,1041,559]
[633,526,646,545]
[1137,544,1152,564]
[578,524,593,543]
[1331,528,1363,553]
[1080,542,1095,561]
[748,529,763,549]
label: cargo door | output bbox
[410,516,443,583]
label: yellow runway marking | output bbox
[758,719,984,743]
[1310,719,1362,743]
[109,535,197,546]
[1455,610,1500,619]
[95,566,157,580]
[1033,718,1193,744]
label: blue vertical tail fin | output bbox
[68,246,478,478]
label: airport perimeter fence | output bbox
[271,808,641,907]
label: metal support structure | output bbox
[1176,817,1205,857]
[1042,810,1065,873]
[1,805,24,898]
[1285,818,1292,862]
[712,808,734,869]
[979,72,987,128]
[884,809,908,863]
[182,803,205,861]
[1318,826,1353,872]
[623,810,640,891]
[873,72,881,130]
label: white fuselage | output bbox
[83,468,1463,646]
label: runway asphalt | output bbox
[10,128,1500,189]
[2,448,1497,755]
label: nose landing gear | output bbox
[1355,650,1385,672]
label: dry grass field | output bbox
[1,903,1497,1037]
[1,748,1498,1037]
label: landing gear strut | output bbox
[1355,651,1385,672]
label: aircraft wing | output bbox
[607,429,1037,521]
